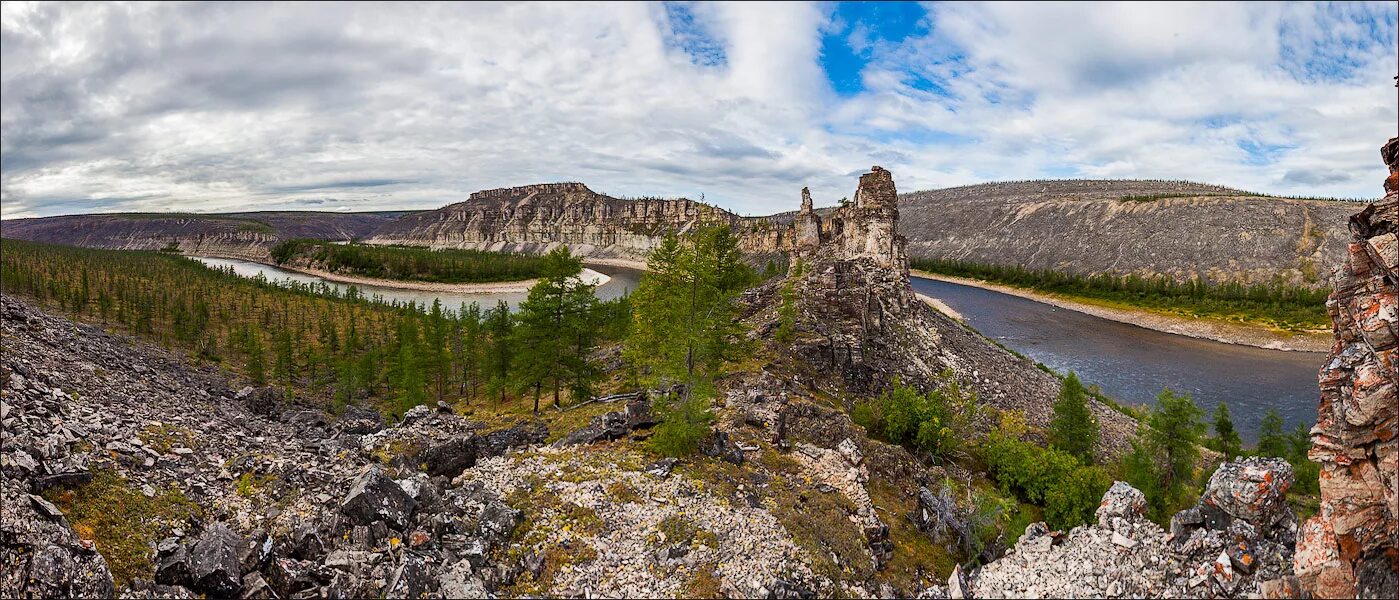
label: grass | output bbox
[138,423,194,454]
[43,468,202,589]
[911,257,1329,331]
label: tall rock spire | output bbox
[1293,138,1399,599]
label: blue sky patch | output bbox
[821,1,931,96]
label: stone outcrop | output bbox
[973,459,1300,599]
[363,182,740,260]
[1294,137,1399,599]
[741,168,1142,458]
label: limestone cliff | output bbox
[362,183,739,260]
[1294,138,1399,599]
[744,167,1141,459]
[898,180,1358,288]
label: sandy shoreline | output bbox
[196,255,610,293]
[583,257,651,272]
[910,269,1330,353]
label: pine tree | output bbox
[1257,409,1288,457]
[484,301,513,405]
[1049,372,1099,463]
[246,330,266,385]
[1138,388,1205,518]
[394,319,426,415]
[1212,401,1243,459]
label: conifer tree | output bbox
[1212,401,1242,459]
[1049,372,1099,463]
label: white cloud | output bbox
[1,1,1394,220]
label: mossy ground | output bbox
[43,468,202,589]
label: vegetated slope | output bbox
[268,239,550,284]
[898,179,1362,288]
[0,211,412,260]
[362,182,740,259]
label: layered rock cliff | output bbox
[743,167,1141,459]
[898,180,1358,288]
[362,183,740,260]
[1,212,406,261]
[1294,138,1399,599]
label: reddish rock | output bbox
[1295,137,1399,600]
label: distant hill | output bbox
[0,211,413,261]
[896,179,1363,288]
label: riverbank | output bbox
[911,270,1330,353]
[194,255,610,293]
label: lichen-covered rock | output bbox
[1295,137,1399,600]
[1197,457,1294,531]
[417,436,477,478]
[1096,480,1148,526]
[0,477,114,599]
[340,465,416,531]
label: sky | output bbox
[1,1,1396,219]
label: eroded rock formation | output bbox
[363,182,739,260]
[1294,137,1399,599]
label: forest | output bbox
[910,257,1330,330]
[269,239,550,284]
[0,239,626,417]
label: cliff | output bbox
[898,180,1359,288]
[362,183,740,260]
[1294,138,1399,599]
[742,167,1141,460]
[0,212,407,261]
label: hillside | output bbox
[362,182,740,260]
[0,211,412,261]
[897,180,1361,288]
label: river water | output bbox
[911,277,1324,443]
[190,257,642,312]
[191,256,1318,443]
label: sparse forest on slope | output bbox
[0,238,628,417]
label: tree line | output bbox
[270,239,550,284]
[911,257,1329,330]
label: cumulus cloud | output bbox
[1,1,1394,219]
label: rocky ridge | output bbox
[898,179,1358,287]
[970,459,1301,599]
[363,182,741,260]
[1293,137,1399,599]
[1,212,406,261]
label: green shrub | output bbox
[650,390,715,458]
[983,425,1111,531]
[866,371,978,462]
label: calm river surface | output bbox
[911,277,1324,443]
[192,257,1317,442]
[190,257,642,312]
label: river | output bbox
[190,256,642,312]
[910,277,1323,443]
[191,256,1317,442]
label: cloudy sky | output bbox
[2,1,1395,219]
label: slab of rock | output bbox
[417,436,477,478]
[1199,458,1294,531]
[189,522,243,598]
[340,464,416,531]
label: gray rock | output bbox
[1096,481,1147,526]
[189,522,243,598]
[340,465,416,531]
[417,436,477,478]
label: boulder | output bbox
[189,522,243,598]
[1199,458,1294,531]
[1096,481,1147,526]
[478,421,547,458]
[417,437,477,478]
[340,465,416,531]
[623,397,656,429]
